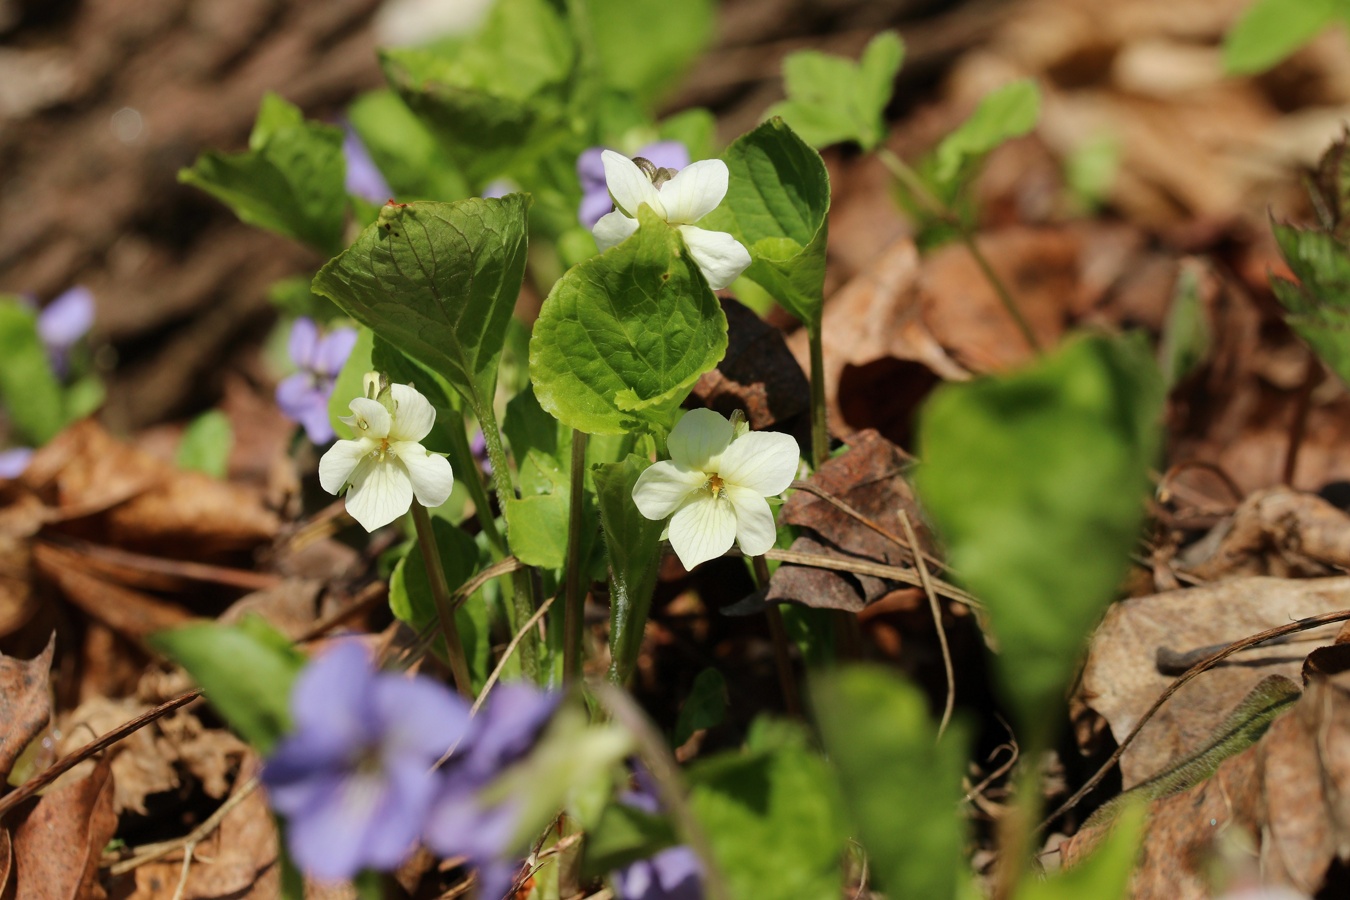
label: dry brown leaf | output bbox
[767,430,935,612]
[0,496,46,640]
[9,757,116,900]
[55,696,177,816]
[1074,576,1350,788]
[692,297,811,437]
[0,826,11,895]
[34,544,191,641]
[219,578,323,641]
[0,635,54,782]
[1063,655,1350,898]
[1183,487,1350,580]
[155,711,248,801]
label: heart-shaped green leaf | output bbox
[529,206,728,435]
[766,31,904,152]
[312,195,530,419]
[179,93,346,255]
[699,119,831,330]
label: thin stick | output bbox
[1038,607,1350,831]
[0,690,201,823]
[899,509,954,738]
[594,685,733,900]
[108,777,259,875]
[169,845,194,900]
[472,595,557,717]
[761,547,979,607]
[752,556,802,717]
[411,502,474,699]
[875,147,1041,355]
[563,429,588,683]
[807,323,831,470]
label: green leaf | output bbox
[388,518,489,684]
[505,385,565,487]
[327,327,374,441]
[268,276,343,323]
[504,493,571,569]
[0,298,66,444]
[529,206,728,435]
[582,800,679,877]
[380,0,574,184]
[585,0,714,106]
[933,79,1041,186]
[687,728,847,900]
[765,31,904,152]
[698,119,831,330]
[149,617,305,753]
[347,90,470,202]
[312,195,531,419]
[175,410,233,478]
[673,667,727,747]
[1223,0,1341,75]
[595,455,666,684]
[178,93,346,254]
[1015,801,1146,900]
[914,334,1163,745]
[1271,220,1350,387]
[812,666,970,899]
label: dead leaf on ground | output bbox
[0,827,11,895]
[8,756,116,900]
[1181,487,1350,580]
[55,696,178,816]
[767,430,935,613]
[219,578,323,640]
[34,544,192,642]
[1074,576,1350,788]
[0,635,54,781]
[1063,654,1350,898]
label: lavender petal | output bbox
[343,126,393,205]
[290,641,378,750]
[460,683,559,777]
[372,672,472,759]
[284,771,391,882]
[0,448,33,479]
[577,146,609,193]
[579,189,616,229]
[313,326,359,377]
[37,286,95,352]
[638,141,690,173]
[287,318,320,370]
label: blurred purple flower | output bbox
[37,286,94,377]
[611,768,703,900]
[422,683,561,897]
[470,428,492,476]
[0,447,33,480]
[262,641,471,883]
[343,124,393,205]
[577,141,689,230]
[276,318,358,444]
[482,180,515,199]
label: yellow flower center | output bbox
[705,473,725,498]
[368,437,391,462]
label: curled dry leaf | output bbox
[8,756,116,900]
[1062,655,1350,898]
[1074,576,1350,788]
[767,430,937,613]
[0,634,55,782]
[692,297,811,437]
[1182,487,1350,581]
[55,695,179,816]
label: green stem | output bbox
[473,398,541,681]
[410,502,474,698]
[444,413,506,558]
[562,429,589,683]
[875,147,1042,355]
[806,323,829,470]
[751,556,802,717]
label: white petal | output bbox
[388,383,437,443]
[667,408,733,471]
[727,485,777,557]
[318,438,377,495]
[658,159,728,225]
[345,460,413,531]
[593,210,639,252]
[677,226,752,291]
[667,495,737,570]
[632,460,706,520]
[718,430,800,497]
[601,150,666,220]
[392,442,455,509]
[341,397,391,439]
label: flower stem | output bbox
[473,399,541,681]
[751,556,802,717]
[410,501,474,699]
[875,146,1042,355]
[806,322,830,470]
[562,428,589,683]
[440,412,511,640]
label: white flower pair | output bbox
[631,409,800,570]
[592,150,751,291]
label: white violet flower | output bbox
[592,150,752,290]
[631,408,800,570]
[319,376,454,532]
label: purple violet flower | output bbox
[343,124,393,206]
[482,180,516,199]
[611,768,704,900]
[470,429,492,476]
[262,641,471,883]
[0,447,34,480]
[37,286,94,377]
[276,318,358,444]
[577,141,690,230]
[422,683,561,897]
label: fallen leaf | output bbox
[55,696,177,816]
[692,297,811,438]
[0,827,11,895]
[34,543,191,641]
[1183,487,1350,580]
[219,578,323,641]
[9,757,116,900]
[0,496,45,640]
[0,635,55,781]
[767,430,936,612]
[1063,659,1350,898]
[1074,575,1350,788]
